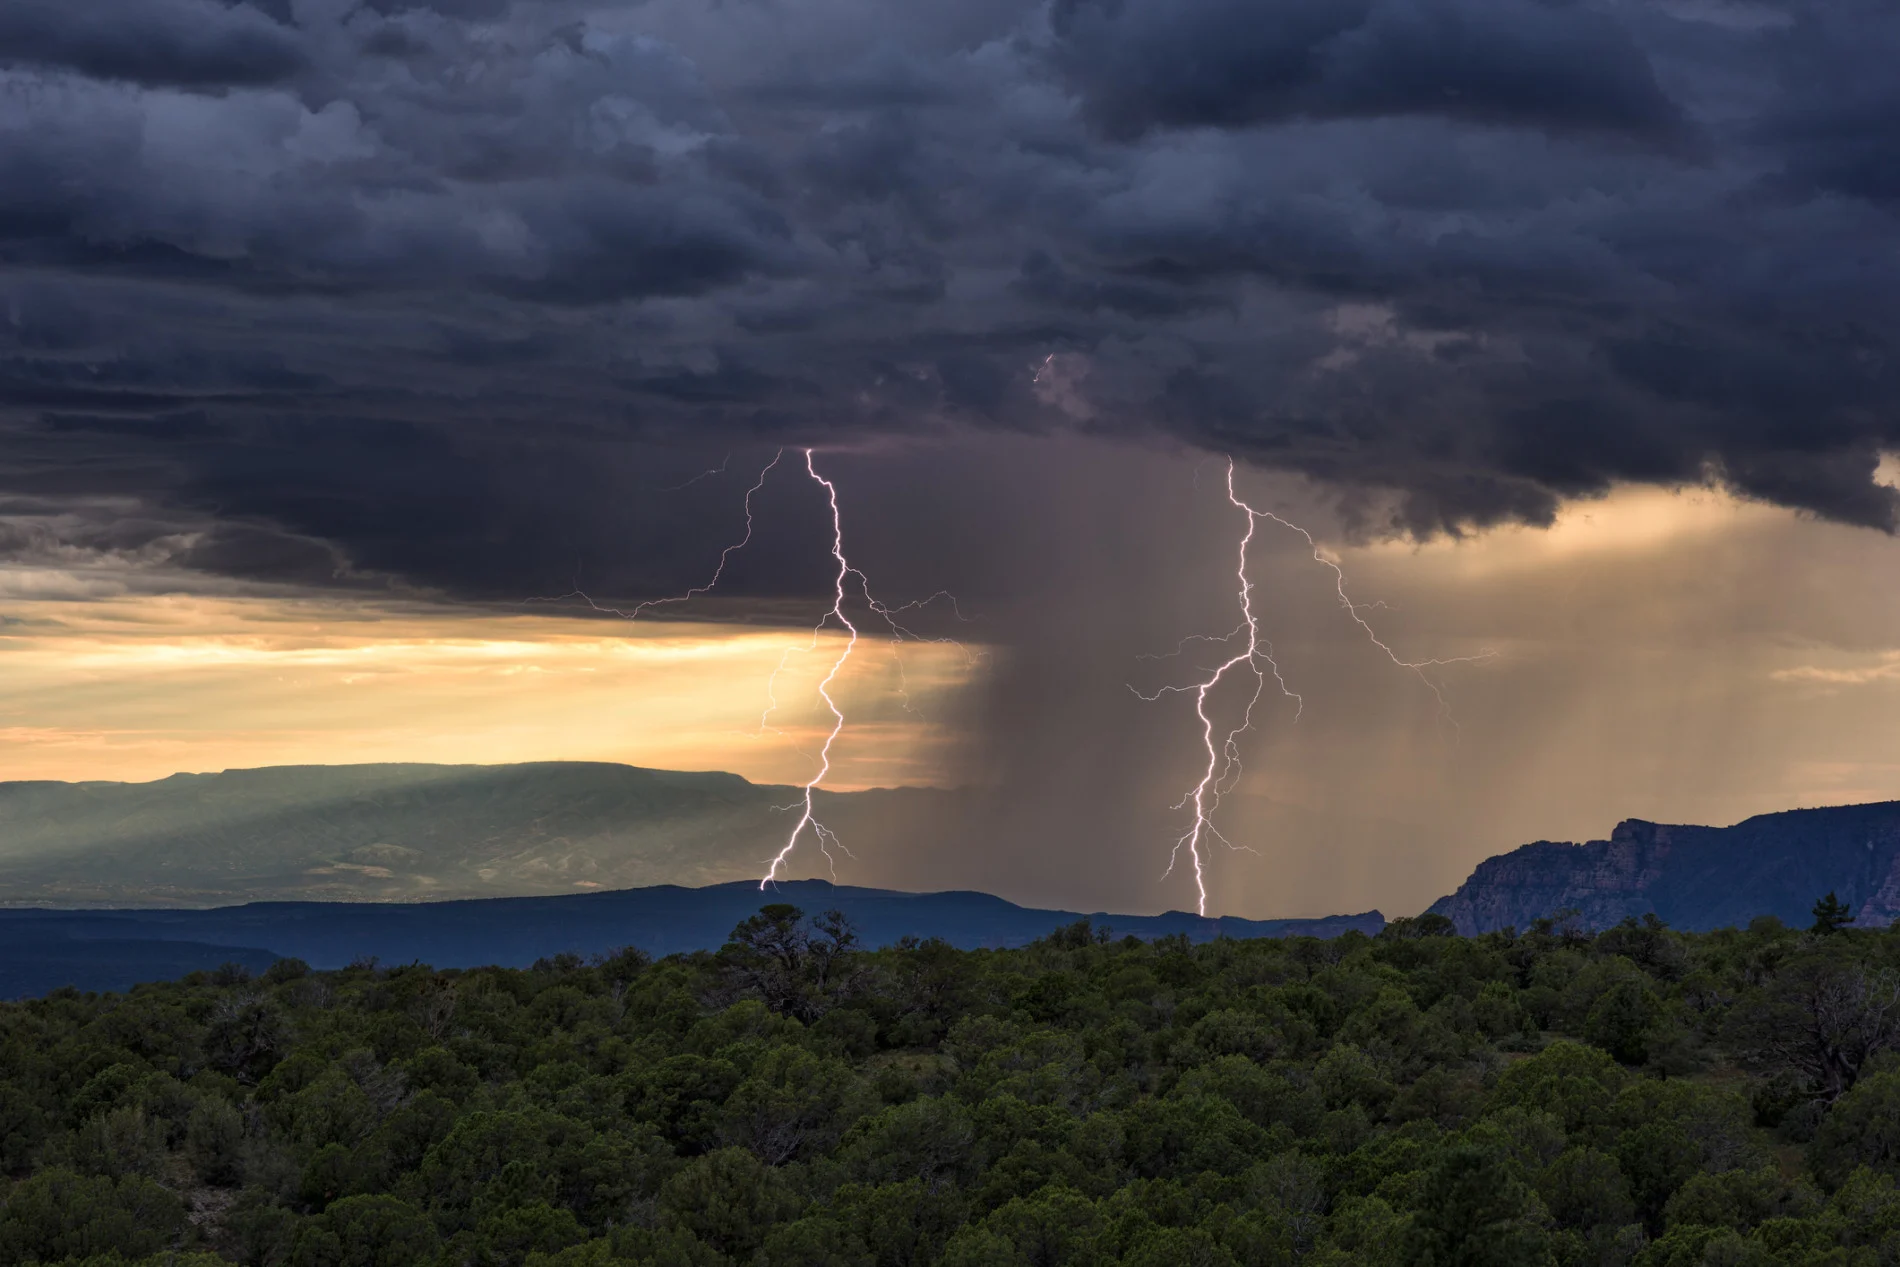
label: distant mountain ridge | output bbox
[1428,801,1900,934]
[15,761,1900,986]
[0,762,963,906]
[0,880,1384,998]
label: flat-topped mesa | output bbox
[1428,802,1900,935]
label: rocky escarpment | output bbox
[1429,801,1900,934]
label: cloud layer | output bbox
[2,0,1898,599]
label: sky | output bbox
[3,0,1900,917]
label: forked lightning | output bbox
[1142,458,1494,915]
[534,447,965,887]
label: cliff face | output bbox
[1428,802,1900,934]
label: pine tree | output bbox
[1811,891,1856,935]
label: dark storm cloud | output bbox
[1,0,1898,601]
[1049,0,1684,140]
[0,0,306,88]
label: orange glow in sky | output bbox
[0,593,984,788]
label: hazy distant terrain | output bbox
[14,764,1900,942]
[0,763,961,906]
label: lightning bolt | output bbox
[1253,508,1496,721]
[761,449,860,886]
[756,453,980,881]
[759,450,980,883]
[1141,458,1495,915]
[659,450,733,492]
[1133,460,1298,916]
[531,449,782,621]
[526,445,969,885]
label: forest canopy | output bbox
[2,902,1899,1266]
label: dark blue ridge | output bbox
[0,933,278,999]
[0,880,1383,998]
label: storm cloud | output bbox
[2,0,1899,600]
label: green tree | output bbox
[1584,977,1662,1065]
[1311,1195,1406,1267]
[187,1096,249,1186]
[625,1053,742,1155]
[1732,955,1900,1102]
[1825,1167,1900,1252]
[1537,1147,1636,1232]
[1400,1146,1554,1266]
[938,1225,1025,1267]
[1120,1225,1240,1267]
[973,1185,1100,1267]
[831,1179,968,1267]
[0,1168,187,1263]
[1660,1164,1809,1233]
[1617,1120,1705,1230]
[205,993,289,1083]
[1811,892,1856,936]
[289,1193,439,1267]
[1633,1224,1785,1267]
[228,1190,301,1266]
[1811,1068,1900,1188]
[658,1146,799,1258]
[1487,1041,1625,1134]
[52,1105,168,1179]
[718,905,861,1022]
[719,1045,864,1164]
[1469,983,1524,1041]
[760,1215,873,1267]
[0,1080,50,1171]
[476,1201,589,1262]
[837,1096,976,1189]
[1314,1043,1396,1117]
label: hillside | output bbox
[0,762,961,906]
[1429,801,1900,934]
